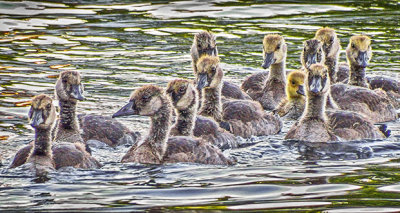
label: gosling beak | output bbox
[212,47,218,56]
[357,51,368,68]
[297,85,305,96]
[112,100,137,118]
[309,76,322,94]
[171,92,180,103]
[30,109,44,128]
[197,73,209,91]
[306,54,317,68]
[71,84,85,101]
[262,52,275,69]
[206,47,217,56]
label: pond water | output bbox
[1,0,400,211]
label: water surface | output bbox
[1,0,400,211]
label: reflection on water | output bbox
[1,0,400,211]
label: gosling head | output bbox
[29,94,56,130]
[166,79,197,111]
[262,34,287,69]
[55,70,85,103]
[286,71,305,100]
[305,64,330,97]
[193,31,218,58]
[196,55,223,91]
[113,85,166,118]
[346,35,372,68]
[301,39,325,68]
[314,27,340,58]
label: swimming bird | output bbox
[285,64,387,142]
[300,39,326,70]
[316,29,400,107]
[274,71,305,120]
[11,94,56,175]
[10,72,101,169]
[190,31,252,101]
[112,85,234,165]
[314,27,343,83]
[242,34,287,110]
[330,35,398,123]
[241,38,324,101]
[166,79,238,150]
[196,55,282,138]
[285,64,339,142]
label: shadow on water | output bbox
[1,0,400,211]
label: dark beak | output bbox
[212,47,218,56]
[30,109,44,128]
[112,100,137,118]
[262,52,275,69]
[296,85,305,96]
[206,48,217,56]
[71,84,85,101]
[171,92,180,103]
[306,54,317,68]
[309,76,322,94]
[197,73,209,91]
[357,51,368,68]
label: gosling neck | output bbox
[303,91,328,122]
[199,84,223,122]
[32,127,52,157]
[146,96,171,161]
[174,97,197,136]
[348,64,369,88]
[59,99,79,130]
[325,56,338,83]
[267,59,286,84]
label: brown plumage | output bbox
[79,114,141,147]
[112,85,234,165]
[285,64,339,142]
[53,70,101,168]
[333,33,400,107]
[327,110,385,141]
[196,55,282,138]
[55,70,134,147]
[190,31,251,102]
[10,95,56,175]
[331,35,398,123]
[285,64,386,142]
[314,27,342,83]
[242,34,287,110]
[166,79,238,150]
[10,73,102,170]
[300,39,326,69]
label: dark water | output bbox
[1,0,400,211]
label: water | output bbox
[1,0,400,211]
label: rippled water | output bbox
[1,0,400,211]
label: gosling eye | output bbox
[330,37,334,43]
[198,44,202,49]
[62,78,68,83]
[276,44,281,50]
[46,104,51,110]
[179,86,186,93]
[211,67,216,73]
[291,81,296,85]
[351,43,356,49]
